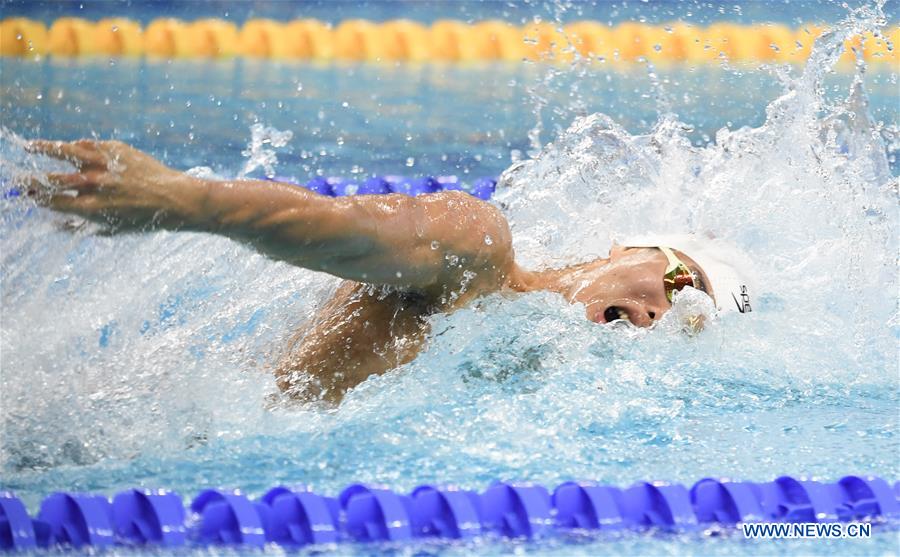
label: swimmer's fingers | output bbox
[22,172,101,197]
[25,140,109,169]
[45,192,101,216]
[47,172,100,192]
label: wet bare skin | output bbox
[277,247,711,404]
[277,244,511,404]
[276,281,432,403]
[24,139,711,404]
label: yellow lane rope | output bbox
[1,17,896,64]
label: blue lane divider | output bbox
[0,493,37,550]
[190,489,267,547]
[690,479,764,524]
[263,486,340,546]
[553,482,625,530]
[2,175,499,203]
[112,489,186,547]
[340,484,414,542]
[1,475,897,551]
[480,482,553,538]
[620,481,696,529]
[265,174,498,200]
[36,493,115,549]
[410,485,481,539]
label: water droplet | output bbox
[35,93,42,100]
[104,97,110,105]
[15,34,22,41]
[484,234,493,246]
[431,240,440,250]
[653,44,662,52]
[296,82,304,92]
[111,25,118,33]
[395,271,403,278]
[341,101,349,108]
[405,157,415,167]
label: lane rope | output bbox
[1,474,897,550]
[2,17,896,64]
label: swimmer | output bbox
[21,139,755,403]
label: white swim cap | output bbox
[622,234,757,315]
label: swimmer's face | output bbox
[573,245,711,327]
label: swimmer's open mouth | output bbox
[602,306,629,323]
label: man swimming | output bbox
[22,139,755,403]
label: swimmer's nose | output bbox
[598,300,661,328]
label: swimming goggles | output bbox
[659,246,699,303]
[658,246,706,333]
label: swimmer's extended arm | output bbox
[25,140,513,293]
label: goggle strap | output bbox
[659,246,682,274]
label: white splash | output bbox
[238,123,294,179]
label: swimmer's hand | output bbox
[23,139,514,297]
[24,139,199,229]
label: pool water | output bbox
[1,2,899,556]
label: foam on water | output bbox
[494,5,898,380]
[0,6,896,546]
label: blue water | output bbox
[1,1,899,556]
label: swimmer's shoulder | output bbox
[416,190,515,297]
